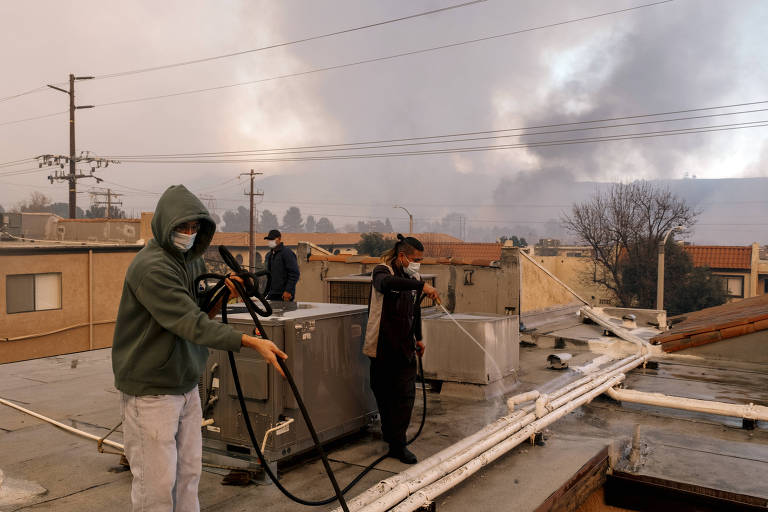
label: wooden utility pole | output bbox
[46,74,96,218]
[240,169,264,270]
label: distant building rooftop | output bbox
[211,232,463,249]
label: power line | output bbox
[105,105,768,160]
[91,0,490,80]
[0,110,67,128]
[102,119,768,164]
[0,158,37,169]
[92,1,673,109]
[0,86,49,104]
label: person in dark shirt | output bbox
[264,229,300,301]
[362,234,440,464]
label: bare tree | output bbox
[16,191,52,213]
[562,181,698,307]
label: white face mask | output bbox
[405,262,421,276]
[172,231,196,252]
[267,240,277,249]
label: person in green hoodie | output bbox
[112,185,286,512]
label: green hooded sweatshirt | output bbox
[112,185,242,396]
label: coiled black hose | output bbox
[197,245,427,509]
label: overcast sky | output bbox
[1,0,766,240]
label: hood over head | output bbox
[151,185,215,257]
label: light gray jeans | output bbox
[120,388,202,512]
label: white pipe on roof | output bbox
[604,387,768,421]
[390,374,627,512]
[0,397,124,452]
[339,354,647,512]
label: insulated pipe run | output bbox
[340,356,647,512]
[390,374,627,512]
[506,390,540,411]
[340,410,530,511]
[605,387,768,421]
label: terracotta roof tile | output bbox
[422,242,501,261]
[683,245,752,270]
[651,293,768,351]
[210,232,462,250]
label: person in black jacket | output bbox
[264,229,300,301]
[362,234,440,464]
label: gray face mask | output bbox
[172,231,196,252]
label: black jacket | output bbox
[265,243,300,297]
[369,264,424,362]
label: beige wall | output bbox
[296,244,584,316]
[519,252,587,312]
[534,254,614,306]
[0,248,138,363]
[56,219,141,243]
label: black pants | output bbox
[369,356,417,449]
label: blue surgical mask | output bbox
[172,231,196,252]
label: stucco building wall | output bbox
[0,246,139,363]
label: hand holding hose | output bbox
[241,334,288,378]
[422,282,440,302]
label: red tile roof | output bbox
[307,253,498,267]
[683,245,752,270]
[211,232,462,249]
[423,242,502,261]
[651,293,768,352]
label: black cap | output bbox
[264,229,281,240]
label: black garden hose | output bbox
[198,245,427,509]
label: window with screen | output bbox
[6,273,62,314]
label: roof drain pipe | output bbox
[604,387,768,421]
[339,353,648,512]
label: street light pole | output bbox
[656,225,685,311]
[393,205,413,234]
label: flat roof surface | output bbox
[1,339,767,511]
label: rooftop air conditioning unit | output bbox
[201,302,376,464]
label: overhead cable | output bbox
[101,120,768,164]
[0,110,67,128]
[104,105,768,160]
[92,1,673,109]
[92,0,490,79]
[0,86,49,104]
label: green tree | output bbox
[355,232,395,257]
[499,235,527,247]
[85,204,126,218]
[222,206,252,232]
[260,209,279,231]
[282,206,304,232]
[621,238,726,315]
[316,217,335,233]
[305,215,316,233]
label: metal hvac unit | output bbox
[201,302,376,463]
[420,311,519,385]
[0,213,21,240]
[326,274,437,307]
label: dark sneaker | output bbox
[388,446,417,464]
